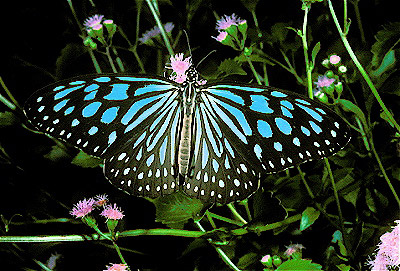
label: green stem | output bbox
[0,77,19,109]
[145,0,174,56]
[301,5,313,98]
[195,221,241,271]
[106,46,118,73]
[245,55,261,85]
[328,0,400,133]
[350,0,366,44]
[112,240,129,267]
[227,203,247,224]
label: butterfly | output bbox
[24,61,350,204]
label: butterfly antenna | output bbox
[183,30,193,58]
[196,50,217,69]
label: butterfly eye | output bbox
[24,70,350,204]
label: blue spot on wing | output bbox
[297,104,323,122]
[54,99,69,112]
[309,121,322,134]
[271,91,287,98]
[275,118,292,135]
[257,120,272,138]
[94,77,111,82]
[54,85,83,100]
[104,84,130,100]
[84,91,97,101]
[82,102,102,117]
[88,126,98,135]
[84,84,99,92]
[101,106,119,124]
[250,95,274,114]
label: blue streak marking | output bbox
[133,131,146,149]
[257,120,272,138]
[315,107,326,115]
[297,104,323,122]
[208,88,245,105]
[275,118,292,135]
[194,109,202,164]
[212,159,219,172]
[121,93,164,125]
[214,84,263,92]
[281,107,293,118]
[101,106,119,124]
[136,148,142,160]
[201,105,222,157]
[69,80,85,85]
[202,140,209,169]
[160,136,168,165]
[280,100,294,110]
[88,126,98,135]
[274,142,283,151]
[271,91,287,97]
[135,84,173,96]
[254,144,262,161]
[94,77,111,82]
[124,94,173,133]
[72,119,79,126]
[104,84,130,100]
[250,95,274,114]
[53,86,64,91]
[146,154,154,166]
[217,99,252,136]
[64,106,74,115]
[84,84,99,92]
[206,96,247,143]
[54,99,69,112]
[82,102,102,117]
[309,121,322,134]
[54,85,83,100]
[84,91,97,101]
[295,99,311,105]
[301,126,311,136]
[108,131,117,145]
[147,103,176,152]
[170,108,180,161]
[224,138,235,158]
[150,100,175,131]
[224,156,231,169]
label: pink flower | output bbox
[169,53,192,75]
[212,31,228,42]
[314,75,335,88]
[329,54,341,65]
[104,263,128,271]
[70,198,96,218]
[216,13,244,30]
[368,220,400,270]
[284,244,305,257]
[170,73,187,84]
[100,203,125,220]
[84,14,104,29]
[94,194,109,207]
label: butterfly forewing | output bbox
[24,74,183,198]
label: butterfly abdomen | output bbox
[177,105,195,175]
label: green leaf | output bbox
[240,0,259,12]
[71,150,102,168]
[152,192,204,229]
[237,252,259,269]
[336,264,351,271]
[43,145,69,162]
[217,59,247,76]
[276,259,322,270]
[0,111,17,127]
[338,99,368,128]
[371,22,400,68]
[300,207,320,231]
[311,42,321,66]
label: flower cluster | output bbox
[313,54,346,103]
[212,14,248,51]
[368,220,400,270]
[139,22,174,45]
[82,14,117,49]
[70,194,124,220]
[166,53,207,85]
